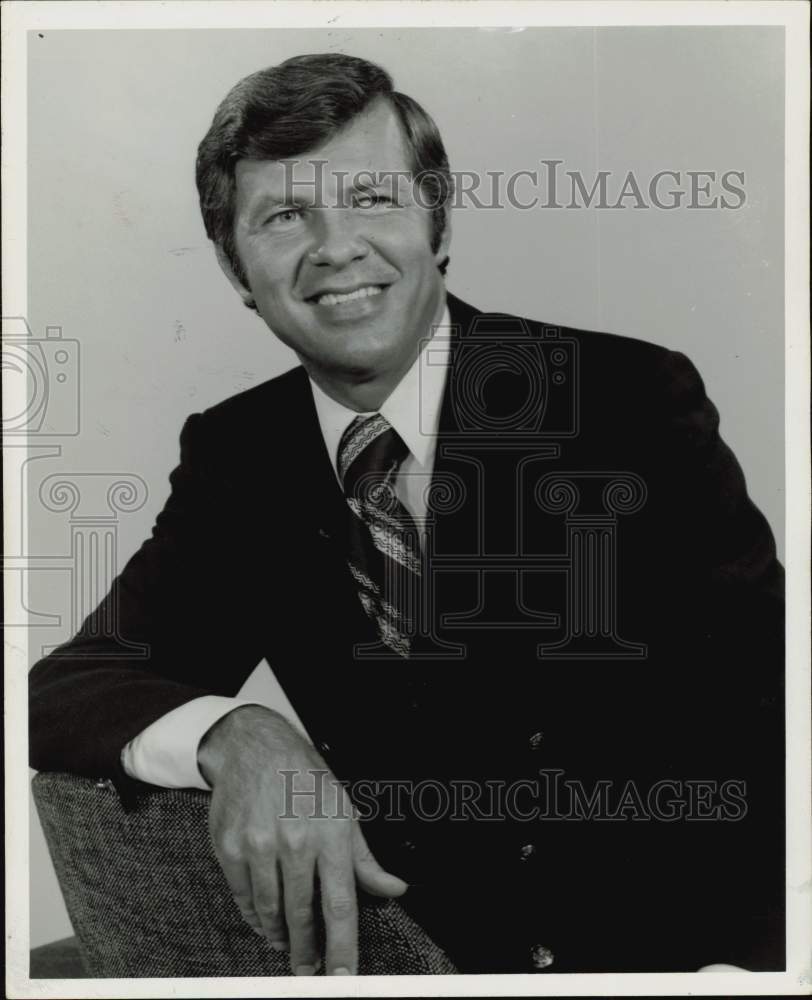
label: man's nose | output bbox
[308,210,370,268]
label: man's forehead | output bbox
[234,100,412,198]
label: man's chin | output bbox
[332,338,415,376]
[330,355,399,384]
[307,344,416,399]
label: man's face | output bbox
[230,99,449,390]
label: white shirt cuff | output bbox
[120,696,264,790]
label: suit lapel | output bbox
[411,294,484,657]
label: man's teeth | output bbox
[316,286,382,306]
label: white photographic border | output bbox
[4,2,809,997]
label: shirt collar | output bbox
[309,303,452,476]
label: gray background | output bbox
[26,26,785,946]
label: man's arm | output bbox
[121,660,314,787]
[653,348,785,970]
[28,409,408,974]
[121,696,266,789]
[28,413,263,789]
[656,348,784,608]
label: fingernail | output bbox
[295,965,316,976]
[332,967,351,975]
[270,940,288,952]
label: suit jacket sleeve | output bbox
[655,348,783,649]
[29,411,266,797]
[651,348,784,968]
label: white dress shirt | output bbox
[121,307,452,789]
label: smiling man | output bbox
[29,53,785,977]
[224,101,449,412]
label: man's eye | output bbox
[266,207,303,226]
[354,193,396,209]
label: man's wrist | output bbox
[122,696,267,790]
[197,703,290,786]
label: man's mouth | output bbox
[309,285,385,307]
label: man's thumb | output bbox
[352,827,409,898]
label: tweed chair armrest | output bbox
[32,772,457,977]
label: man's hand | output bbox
[197,705,407,976]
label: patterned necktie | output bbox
[338,413,421,657]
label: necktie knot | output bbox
[338,414,410,496]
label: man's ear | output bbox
[434,216,452,270]
[214,245,255,309]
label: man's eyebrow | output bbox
[345,172,410,200]
[242,192,295,227]
[351,170,407,188]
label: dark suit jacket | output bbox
[30,292,784,974]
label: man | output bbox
[29,53,785,976]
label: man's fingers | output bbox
[216,849,265,935]
[318,847,359,976]
[282,855,320,975]
[352,824,408,898]
[250,857,288,949]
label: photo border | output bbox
[4,2,809,997]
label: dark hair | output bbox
[196,53,453,302]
